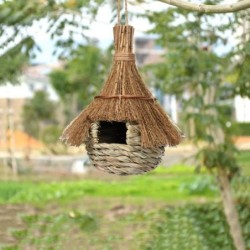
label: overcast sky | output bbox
[33,1,167,64]
[33,0,237,64]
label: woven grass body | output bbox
[86,122,165,175]
[61,25,182,175]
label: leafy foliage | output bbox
[235,123,250,136]
[0,0,106,83]
[0,37,34,83]
[233,176,250,204]
[233,11,250,98]
[145,2,242,175]
[145,202,250,250]
[41,125,62,144]
[145,7,248,248]
[198,143,239,173]
[2,206,250,250]
[22,90,57,139]
[49,44,112,124]
[180,176,217,195]
[3,202,250,250]
[6,212,99,250]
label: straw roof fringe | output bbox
[60,25,182,148]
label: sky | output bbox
[32,0,237,64]
[33,1,167,64]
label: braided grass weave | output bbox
[86,122,164,175]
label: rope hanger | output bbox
[95,0,156,102]
[117,0,129,25]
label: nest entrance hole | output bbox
[98,121,127,144]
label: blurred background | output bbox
[0,0,249,249]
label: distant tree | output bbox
[0,0,106,83]
[146,3,247,249]
[0,37,33,84]
[49,44,112,124]
[233,10,250,98]
[22,90,57,139]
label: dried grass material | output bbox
[61,25,182,148]
[86,122,164,175]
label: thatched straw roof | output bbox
[61,25,182,148]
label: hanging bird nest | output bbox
[85,121,165,175]
[60,25,183,175]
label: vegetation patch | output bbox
[144,203,250,250]
[0,165,218,206]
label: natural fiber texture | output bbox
[61,25,183,148]
[86,122,164,175]
[114,53,135,61]
[95,95,155,101]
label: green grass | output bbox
[237,150,250,175]
[149,164,205,175]
[0,165,217,206]
[0,151,248,206]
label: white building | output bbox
[234,96,250,122]
[0,64,60,132]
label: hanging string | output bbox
[125,0,128,25]
[117,0,129,25]
[117,0,121,24]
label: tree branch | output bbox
[157,0,250,13]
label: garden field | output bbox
[0,151,249,250]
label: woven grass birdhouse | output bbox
[61,25,182,175]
